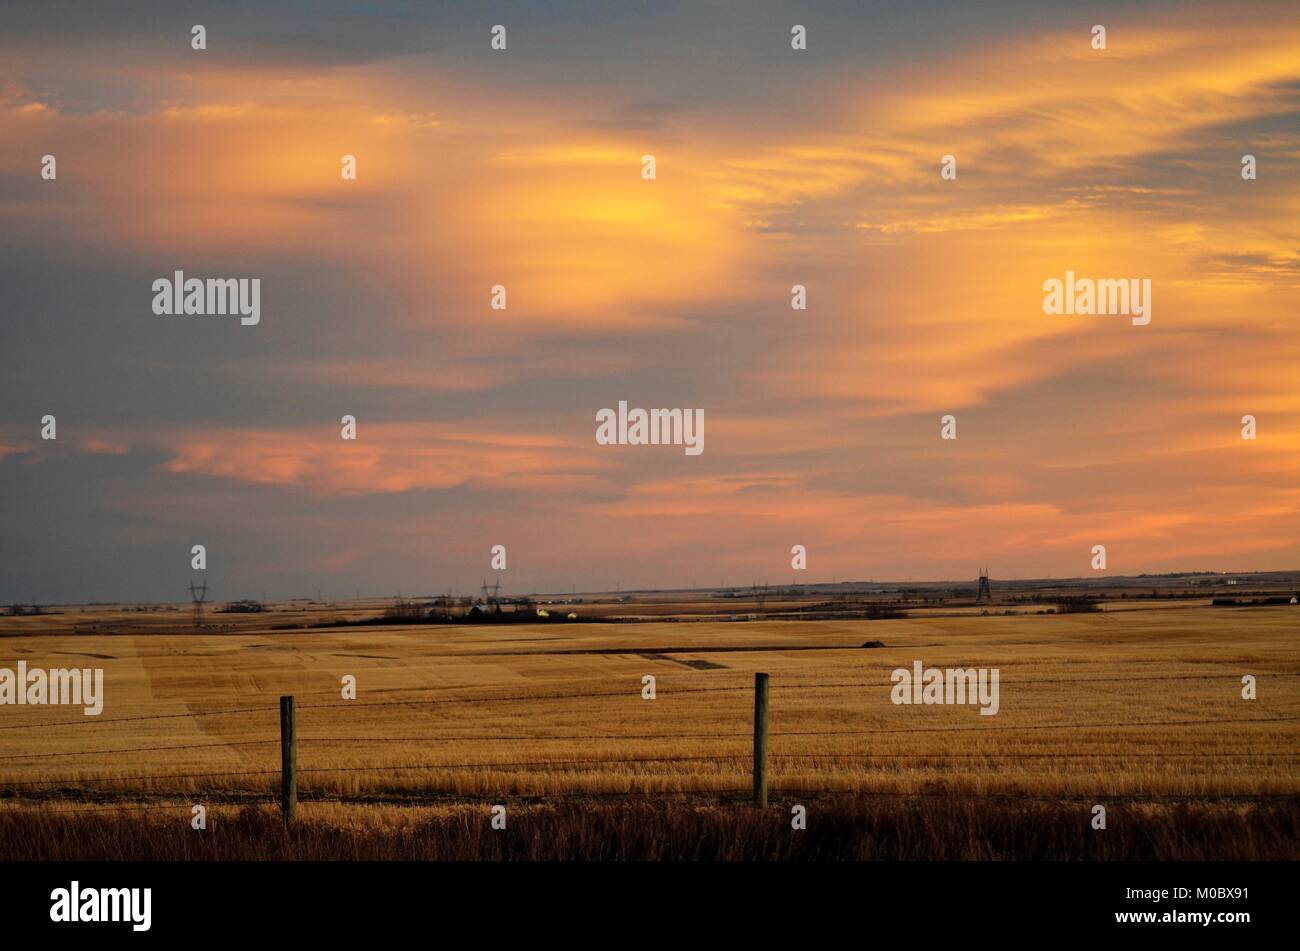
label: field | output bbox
[1,597,1297,859]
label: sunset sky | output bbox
[3,0,1299,603]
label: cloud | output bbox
[159,423,612,496]
[3,3,1300,599]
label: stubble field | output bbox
[0,600,1296,859]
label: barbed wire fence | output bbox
[1,671,1298,819]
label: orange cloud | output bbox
[160,423,613,496]
[3,7,1300,589]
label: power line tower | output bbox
[188,580,209,626]
[976,568,992,603]
[480,578,501,611]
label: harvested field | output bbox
[0,601,1296,858]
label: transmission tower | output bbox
[976,568,992,603]
[188,579,209,626]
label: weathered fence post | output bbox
[280,695,296,823]
[753,672,769,808]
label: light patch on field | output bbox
[0,605,1296,806]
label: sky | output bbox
[2,0,1299,603]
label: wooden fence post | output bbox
[280,695,296,823]
[753,672,769,808]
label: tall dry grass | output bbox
[0,797,1295,860]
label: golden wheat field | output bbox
[0,600,1296,814]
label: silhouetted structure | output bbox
[479,579,502,613]
[188,580,209,626]
[976,568,992,603]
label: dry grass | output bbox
[0,798,1295,860]
[0,601,1296,857]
